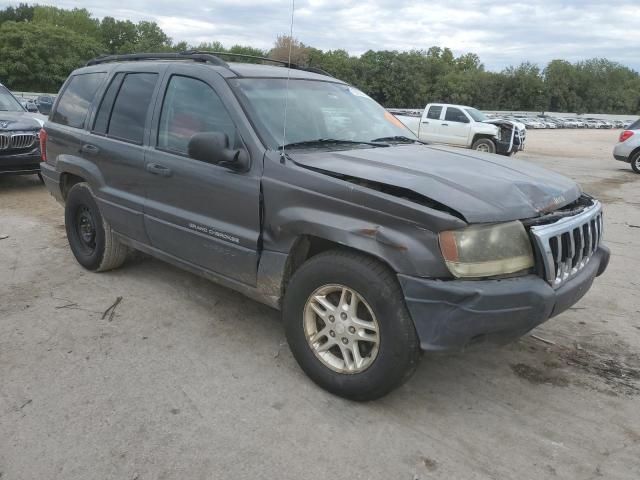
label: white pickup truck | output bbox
[389,103,526,156]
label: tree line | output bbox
[1,3,639,114]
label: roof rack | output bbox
[85,50,333,78]
[182,50,334,77]
[86,52,229,68]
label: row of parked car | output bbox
[16,95,56,115]
[488,114,634,130]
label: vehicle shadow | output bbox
[0,174,44,194]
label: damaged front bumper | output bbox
[398,245,609,352]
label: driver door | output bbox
[143,65,261,285]
[441,106,471,146]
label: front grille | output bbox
[0,132,37,151]
[530,200,603,288]
[11,133,36,149]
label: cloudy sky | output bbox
[3,0,640,71]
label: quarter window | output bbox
[158,75,237,156]
[107,73,158,144]
[426,106,442,120]
[52,73,106,128]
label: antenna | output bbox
[280,0,296,159]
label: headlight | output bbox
[439,221,534,278]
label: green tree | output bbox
[0,3,34,24]
[0,20,102,92]
[32,6,100,38]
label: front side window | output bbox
[108,73,158,144]
[158,75,237,156]
[52,73,106,128]
[232,78,415,149]
[0,86,25,112]
[427,106,442,120]
[444,107,468,123]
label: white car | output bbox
[390,103,526,155]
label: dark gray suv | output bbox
[40,52,609,400]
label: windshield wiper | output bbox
[370,136,424,144]
[279,138,389,150]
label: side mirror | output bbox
[188,132,249,171]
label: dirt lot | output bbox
[1,129,639,480]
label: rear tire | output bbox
[631,152,640,174]
[65,182,128,272]
[283,249,420,401]
[471,138,496,154]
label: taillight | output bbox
[39,128,47,162]
[619,130,634,143]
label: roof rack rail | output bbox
[86,52,229,68]
[85,51,334,78]
[182,50,334,77]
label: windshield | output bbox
[232,78,415,149]
[464,107,487,122]
[0,86,25,112]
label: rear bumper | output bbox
[399,245,610,352]
[0,149,41,175]
[40,161,64,202]
[613,154,629,162]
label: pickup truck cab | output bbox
[390,103,525,156]
[40,53,608,400]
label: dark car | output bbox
[39,53,610,400]
[0,83,42,177]
[36,95,55,115]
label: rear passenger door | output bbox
[143,65,261,286]
[86,66,164,243]
[418,105,444,143]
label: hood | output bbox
[0,111,43,131]
[292,144,581,223]
[484,118,526,131]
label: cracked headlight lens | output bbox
[439,221,534,278]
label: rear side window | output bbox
[52,73,106,128]
[629,119,640,130]
[157,75,237,156]
[445,107,468,123]
[107,73,158,144]
[426,106,442,120]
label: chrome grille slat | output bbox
[0,132,37,151]
[530,200,603,289]
[11,133,37,149]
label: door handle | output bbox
[146,163,172,177]
[441,123,449,127]
[421,121,430,124]
[80,144,99,155]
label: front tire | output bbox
[65,182,128,272]
[283,250,420,401]
[471,138,496,154]
[631,152,640,174]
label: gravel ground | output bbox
[1,129,639,480]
